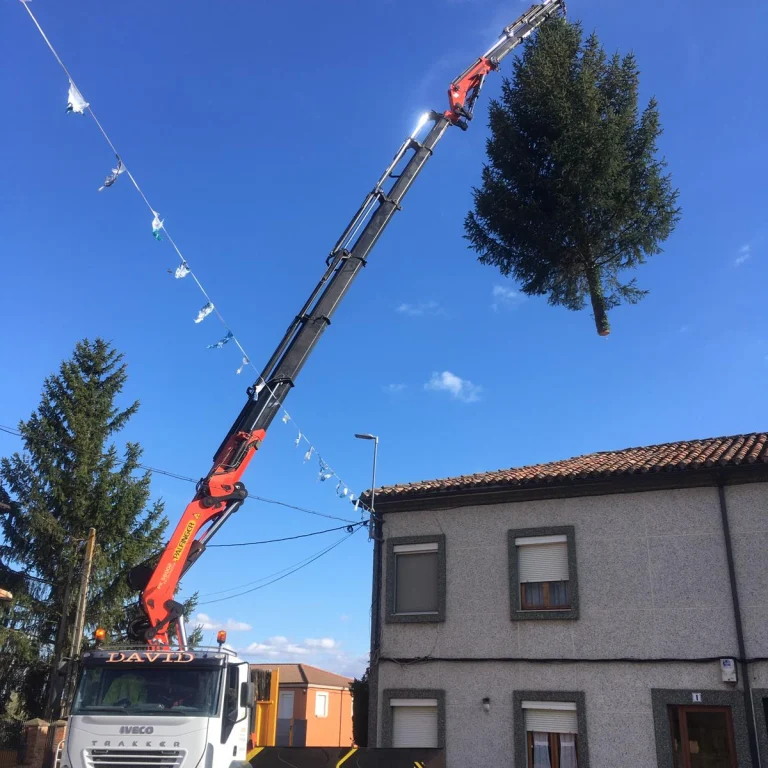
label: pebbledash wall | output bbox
[369,474,768,768]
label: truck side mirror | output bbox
[240,681,254,708]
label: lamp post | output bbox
[353,433,379,515]
[355,431,383,733]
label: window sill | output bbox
[386,611,444,624]
[512,607,579,622]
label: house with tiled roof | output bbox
[250,663,353,748]
[366,432,768,768]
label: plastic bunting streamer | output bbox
[66,80,88,114]
[151,211,164,241]
[207,331,234,349]
[318,458,334,482]
[98,157,124,191]
[16,0,364,516]
[194,302,215,324]
[174,261,190,279]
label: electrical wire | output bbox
[0,423,359,524]
[197,531,359,605]
[197,534,353,598]
[16,0,359,505]
[207,521,365,547]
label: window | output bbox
[514,692,587,768]
[386,535,445,623]
[518,535,570,609]
[668,706,736,768]
[523,701,579,768]
[382,689,445,749]
[391,699,438,748]
[315,691,329,718]
[509,527,579,621]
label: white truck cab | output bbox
[64,648,254,768]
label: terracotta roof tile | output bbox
[374,432,768,501]
[249,663,351,688]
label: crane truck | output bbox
[63,2,565,766]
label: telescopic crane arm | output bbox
[128,0,565,650]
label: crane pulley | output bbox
[127,0,566,650]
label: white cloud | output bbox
[242,635,337,659]
[424,371,482,403]
[238,635,366,678]
[383,383,406,394]
[735,243,752,266]
[396,300,444,317]
[491,284,524,311]
[194,613,252,632]
[304,637,339,650]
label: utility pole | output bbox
[61,528,96,717]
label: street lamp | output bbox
[355,433,382,661]
[354,433,379,515]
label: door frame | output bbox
[668,704,737,768]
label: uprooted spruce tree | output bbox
[0,338,200,722]
[465,17,680,335]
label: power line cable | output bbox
[197,531,358,606]
[0,422,359,524]
[197,536,351,598]
[207,521,364,548]
[15,0,360,508]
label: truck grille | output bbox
[85,750,185,768]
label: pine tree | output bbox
[0,339,170,717]
[465,18,680,335]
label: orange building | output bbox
[250,663,354,748]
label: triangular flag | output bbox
[294,431,302,447]
[207,331,234,349]
[282,413,290,424]
[194,302,214,323]
[236,357,249,375]
[66,80,89,114]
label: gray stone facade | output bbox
[371,480,768,767]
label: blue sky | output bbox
[1,0,766,676]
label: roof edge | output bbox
[374,463,768,514]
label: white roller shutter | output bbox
[392,704,438,748]
[523,701,577,734]
[517,538,568,583]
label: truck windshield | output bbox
[72,665,222,717]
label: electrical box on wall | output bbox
[720,658,738,684]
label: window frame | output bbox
[513,691,589,768]
[508,526,579,621]
[651,689,753,768]
[381,688,445,749]
[526,731,579,768]
[314,690,329,718]
[385,534,446,624]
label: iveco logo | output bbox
[119,726,154,734]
